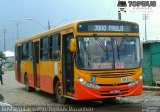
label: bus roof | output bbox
[15,19,138,44]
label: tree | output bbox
[0,51,6,60]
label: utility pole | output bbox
[16,22,19,40]
[118,12,121,20]
[117,0,123,20]
[10,19,21,40]
[2,29,7,52]
[143,14,149,42]
[48,20,51,30]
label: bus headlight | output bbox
[128,76,142,87]
[77,77,100,89]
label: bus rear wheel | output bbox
[55,81,67,104]
[24,75,34,92]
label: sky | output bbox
[0,0,160,52]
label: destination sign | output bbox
[77,21,139,33]
[88,25,131,32]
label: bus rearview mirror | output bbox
[70,39,76,52]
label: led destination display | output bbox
[77,21,139,33]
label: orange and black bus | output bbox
[15,20,142,104]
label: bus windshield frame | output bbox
[76,36,141,70]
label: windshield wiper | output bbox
[93,37,109,60]
[116,37,126,60]
[80,42,92,65]
[118,36,125,48]
[115,40,120,60]
[93,37,108,51]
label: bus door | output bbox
[33,41,40,88]
[62,33,74,95]
[17,45,21,82]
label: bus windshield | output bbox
[76,36,140,70]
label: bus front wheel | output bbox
[55,81,67,104]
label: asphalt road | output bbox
[1,71,160,112]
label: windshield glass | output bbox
[113,37,140,69]
[76,36,140,70]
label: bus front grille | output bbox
[91,71,135,78]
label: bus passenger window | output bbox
[40,37,49,60]
[22,43,28,60]
[50,34,60,60]
[28,42,32,60]
[22,42,33,60]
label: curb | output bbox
[143,86,160,91]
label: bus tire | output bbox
[24,75,34,92]
[55,81,67,104]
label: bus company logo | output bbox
[91,77,96,83]
[117,0,157,13]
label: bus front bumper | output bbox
[74,81,142,100]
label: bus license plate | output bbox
[110,90,120,94]
[121,77,132,83]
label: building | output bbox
[3,51,15,70]
[142,41,160,86]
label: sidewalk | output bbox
[143,86,160,91]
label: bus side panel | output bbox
[39,61,54,93]
[26,61,34,88]
[20,62,24,83]
[19,61,34,87]
[36,63,40,87]
[15,62,18,81]
[15,45,22,83]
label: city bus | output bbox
[15,20,142,104]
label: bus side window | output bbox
[22,43,28,60]
[40,37,49,60]
[28,41,32,60]
[22,42,33,60]
[15,46,17,61]
[50,34,60,60]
